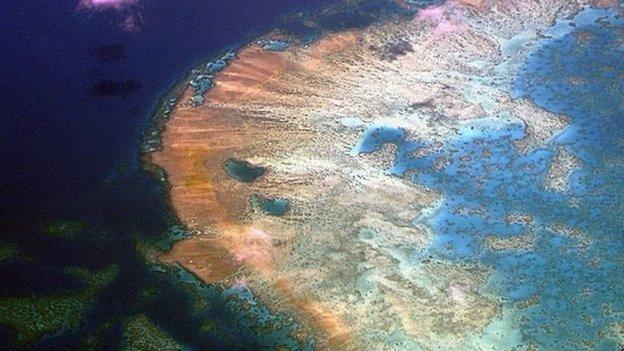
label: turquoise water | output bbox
[353,125,406,154]
[377,7,623,349]
[510,9,624,348]
[260,39,291,51]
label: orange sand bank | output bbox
[153,33,359,348]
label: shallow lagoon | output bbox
[369,7,624,349]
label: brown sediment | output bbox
[590,0,621,8]
[160,237,240,283]
[152,33,360,347]
[456,0,487,9]
[274,278,350,348]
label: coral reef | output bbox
[43,221,84,239]
[543,146,582,192]
[122,314,183,351]
[150,0,622,349]
[0,265,118,346]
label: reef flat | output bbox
[151,1,623,349]
[0,265,118,347]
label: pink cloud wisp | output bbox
[77,0,142,32]
[78,0,138,11]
